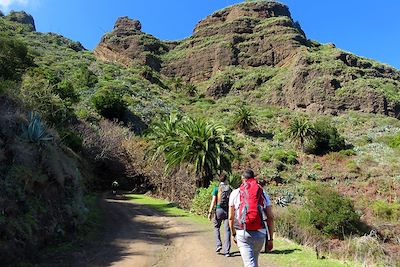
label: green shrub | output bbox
[313,163,322,170]
[372,200,400,222]
[306,119,346,155]
[190,182,218,217]
[20,74,71,123]
[55,80,79,103]
[388,133,400,148]
[59,129,83,152]
[0,34,32,80]
[303,183,362,238]
[274,207,324,245]
[92,88,127,120]
[260,148,298,165]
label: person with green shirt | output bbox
[207,174,232,257]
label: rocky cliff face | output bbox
[94,16,168,70]
[162,1,306,81]
[5,11,36,31]
[94,1,400,117]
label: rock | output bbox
[94,16,166,70]
[207,77,233,99]
[5,11,35,31]
[114,16,142,32]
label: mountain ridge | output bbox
[94,0,400,117]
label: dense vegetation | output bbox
[0,2,399,266]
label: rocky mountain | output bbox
[2,11,36,31]
[95,1,400,117]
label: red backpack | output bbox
[237,178,265,231]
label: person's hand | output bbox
[232,234,237,244]
[207,212,212,221]
[266,240,273,252]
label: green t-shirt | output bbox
[212,183,227,209]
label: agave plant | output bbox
[22,112,53,143]
[275,191,294,207]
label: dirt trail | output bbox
[43,195,274,267]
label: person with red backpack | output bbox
[228,170,274,267]
[208,173,232,257]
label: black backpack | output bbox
[217,184,232,209]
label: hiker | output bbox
[208,173,232,257]
[229,170,274,267]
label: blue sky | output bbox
[1,0,399,69]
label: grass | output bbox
[126,194,209,224]
[126,193,360,267]
[267,238,360,267]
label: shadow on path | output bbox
[268,248,301,255]
[39,193,204,267]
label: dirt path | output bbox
[43,195,274,267]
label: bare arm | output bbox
[265,206,274,240]
[228,205,236,242]
[207,196,217,220]
[264,205,274,252]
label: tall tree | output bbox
[288,117,316,151]
[150,116,234,187]
[232,105,257,133]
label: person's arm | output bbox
[264,205,274,252]
[207,195,217,221]
[228,205,236,243]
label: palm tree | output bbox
[288,117,316,151]
[150,116,234,187]
[232,105,257,133]
[228,172,242,189]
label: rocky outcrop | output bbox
[162,1,306,81]
[5,11,35,31]
[94,16,167,70]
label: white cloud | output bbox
[0,0,29,12]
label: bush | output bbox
[92,88,127,120]
[20,74,71,124]
[190,182,218,217]
[372,200,400,222]
[55,80,79,104]
[388,133,400,148]
[346,235,388,266]
[260,148,298,165]
[274,206,324,246]
[0,34,32,80]
[303,183,362,238]
[306,119,346,155]
[59,128,83,152]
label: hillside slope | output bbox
[95,1,400,117]
[1,2,399,266]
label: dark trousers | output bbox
[213,208,231,254]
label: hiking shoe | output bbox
[215,246,222,253]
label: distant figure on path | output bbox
[208,173,232,257]
[229,170,274,267]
